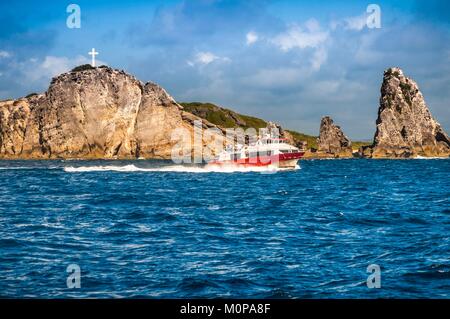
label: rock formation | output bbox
[0,66,224,159]
[362,67,450,158]
[317,116,353,158]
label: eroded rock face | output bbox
[0,66,224,159]
[363,67,450,158]
[0,94,43,157]
[317,116,352,157]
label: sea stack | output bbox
[0,66,222,159]
[362,67,450,158]
[317,116,353,158]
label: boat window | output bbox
[248,151,275,158]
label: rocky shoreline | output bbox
[0,66,449,160]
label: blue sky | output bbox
[0,0,449,139]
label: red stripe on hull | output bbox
[209,152,305,167]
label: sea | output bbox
[0,159,449,298]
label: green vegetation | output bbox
[386,96,392,107]
[237,114,267,129]
[400,82,412,106]
[71,64,95,72]
[352,141,371,150]
[386,68,400,78]
[285,129,318,149]
[25,93,38,98]
[179,102,267,129]
[400,82,411,92]
[179,101,370,150]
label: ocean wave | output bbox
[1,159,449,298]
[63,164,300,173]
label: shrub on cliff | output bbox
[180,102,267,129]
[71,64,95,72]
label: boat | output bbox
[208,134,305,169]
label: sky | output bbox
[0,0,449,139]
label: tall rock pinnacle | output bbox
[364,67,450,158]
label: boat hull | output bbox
[208,151,304,168]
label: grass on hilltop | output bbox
[285,129,318,150]
[179,102,267,129]
[71,64,95,72]
[352,140,372,150]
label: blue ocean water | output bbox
[0,159,449,298]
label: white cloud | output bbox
[353,33,384,64]
[304,19,321,32]
[0,50,11,58]
[311,47,327,70]
[182,77,234,102]
[0,54,108,99]
[271,20,329,51]
[187,51,230,66]
[22,55,107,82]
[41,56,82,78]
[196,51,219,64]
[330,13,369,31]
[307,80,341,96]
[268,20,329,71]
[241,68,303,88]
[246,31,259,45]
[343,14,368,31]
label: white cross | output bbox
[88,48,99,67]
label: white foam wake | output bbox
[413,156,448,160]
[63,163,300,173]
[0,166,60,170]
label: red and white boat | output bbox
[208,135,305,169]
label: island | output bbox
[0,65,448,159]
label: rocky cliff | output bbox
[316,116,353,158]
[0,66,222,159]
[362,67,450,158]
